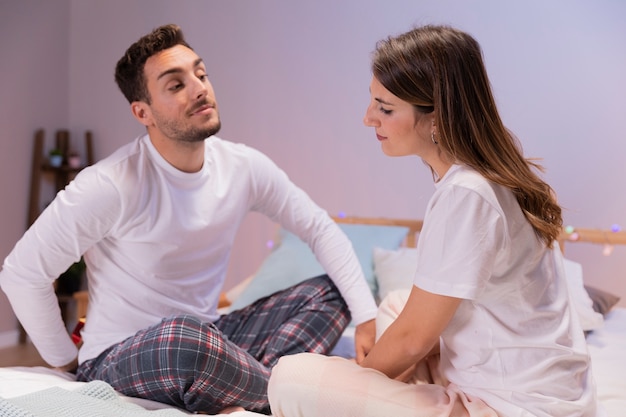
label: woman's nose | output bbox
[363,106,378,127]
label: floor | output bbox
[0,342,48,367]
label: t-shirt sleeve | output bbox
[414,184,505,300]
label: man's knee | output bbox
[161,314,206,339]
[159,314,222,366]
[299,275,349,315]
[299,274,342,300]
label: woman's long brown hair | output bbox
[372,25,562,247]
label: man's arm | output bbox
[0,168,117,366]
[246,147,379,328]
[0,270,78,367]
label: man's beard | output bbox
[152,109,221,143]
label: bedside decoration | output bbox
[48,148,63,167]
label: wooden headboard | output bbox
[558,227,626,254]
[332,216,626,253]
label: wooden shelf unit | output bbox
[19,129,94,343]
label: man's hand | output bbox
[54,357,78,374]
[354,319,376,364]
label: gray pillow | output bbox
[584,285,621,316]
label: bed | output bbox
[1,216,625,416]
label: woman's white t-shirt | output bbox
[414,164,597,417]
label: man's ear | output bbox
[131,101,151,126]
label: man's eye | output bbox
[169,83,183,91]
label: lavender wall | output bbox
[0,0,70,334]
[1,0,625,337]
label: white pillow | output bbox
[373,248,603,332]
[373,247,418,302]
[563,258,604,331]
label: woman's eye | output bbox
[198,74,208,82]
[379,107,392,115]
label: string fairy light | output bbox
[563,223,622,256]
[564,225,579,242]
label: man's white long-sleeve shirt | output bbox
[0,134,377,366]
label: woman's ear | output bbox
[131,102,151,126]
[430,111,438,127]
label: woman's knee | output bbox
[268,353,325,407]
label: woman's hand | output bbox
[354,319,376,364]
[360,286,460,379]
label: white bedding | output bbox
[1,309,625,416]
[0,366,264,416]
[2,309,625,416]
[586,307,626,417]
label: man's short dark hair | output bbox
[115,24,192,104]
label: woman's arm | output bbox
[360,285,461,380]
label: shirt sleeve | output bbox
[245,147,378,325]
[414,184,506,300]
[0,166,120,366]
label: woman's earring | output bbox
[431,131,438,145]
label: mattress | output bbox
[2,309,624,416]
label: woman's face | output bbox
[363,77,434,158]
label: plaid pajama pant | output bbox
[75,274,350,414]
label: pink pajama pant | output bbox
[268,289,498,417]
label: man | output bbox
[0,24,376,414]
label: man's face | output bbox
[140,44,221,143]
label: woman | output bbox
[267,25,598,417]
